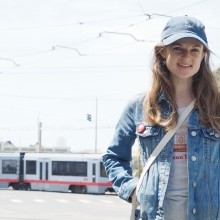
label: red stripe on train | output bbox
[24,179,112,187]
[0,178,112,187]
[0,178,19,183]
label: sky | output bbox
[0,0,220,153]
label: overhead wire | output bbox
[165,0,210,14]
[1,0,219,71]
[0,58,20,66]
[0,92,129,101]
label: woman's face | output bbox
[161,38,206,80]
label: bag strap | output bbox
[130,100,195,220]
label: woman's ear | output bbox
[159,47,167,59]
[202,49,207,60]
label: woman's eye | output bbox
[172,47,183,52]
[191,49,199,53]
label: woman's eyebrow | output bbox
[170,43,203,48]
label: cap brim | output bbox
[162,33,209,49]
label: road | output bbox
[0,189,131,220]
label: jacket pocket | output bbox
[136,123,162,159]
[202,128,220,164]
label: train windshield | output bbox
[2,160,17,174]
[100,162,107,178]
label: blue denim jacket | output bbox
[102,93,220,220]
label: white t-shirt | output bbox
[163,108,188,220]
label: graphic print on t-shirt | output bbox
[173,117,188,160]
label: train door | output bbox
[91,161,107,183]
[39,158,50,190]
[92,162,97,183]
[91,160,110,194]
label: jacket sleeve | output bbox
[102,96,139,202]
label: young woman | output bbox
[102,16,220,220]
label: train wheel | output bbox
[80,186,87,194]
[13,184,20,190]
[10,183,16,190]
[70,186,75,193]
[24,183,31,190]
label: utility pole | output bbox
[95,97,98,153]
[38,121,42,152]
[86,97,98,153]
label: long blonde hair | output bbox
[143,43,220,134]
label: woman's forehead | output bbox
[171,38,204,47]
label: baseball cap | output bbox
[161,16,209,49]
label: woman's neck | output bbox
[173,79,194,108]
[175,93,194,108]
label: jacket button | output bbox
[193,182,196,187]
[215,133,219,138]
[191,156,197,161]
[191,131,197,136]
[192,208,196,214]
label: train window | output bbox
[52,161,87,176]
[92,163,96,176]
[2,160,17,174]
[100,162,107,178]
[26,160,37,174]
